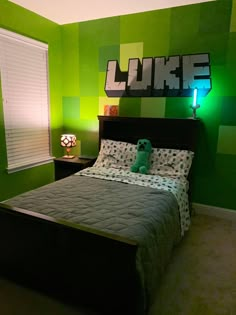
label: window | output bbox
[0,28,52,173]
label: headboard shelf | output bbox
[98,115,200,152]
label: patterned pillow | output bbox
[94,139,194,177]
[149,148,194,177]
[94,139,136,169]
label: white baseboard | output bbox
[192,202,236,222]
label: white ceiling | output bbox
[9,0,215,25]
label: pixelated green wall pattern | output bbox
[60,0,236,209]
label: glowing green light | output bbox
[192,88,198,108]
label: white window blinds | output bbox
[0,28,52,173]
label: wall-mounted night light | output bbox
[190,88,200,119]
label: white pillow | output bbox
[149,148,194,177]
[93,139,136,169]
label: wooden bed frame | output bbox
[0,116,199,315]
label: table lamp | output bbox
[60,134,76,159]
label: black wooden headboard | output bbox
[98,116,199,152]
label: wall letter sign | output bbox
[104,53,211,97]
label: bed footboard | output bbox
[0,203,144,315]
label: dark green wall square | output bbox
[170,5,201,38]
[99,45,120,72]
[119,98,141,117]
[170,28,229,66]
[197,32,229,66]
[169,2,230,65]
[120,10,171,56]
[216,153,236,173]
[199,0,232,34]
[220,96,236,125]
[165,97,191,118]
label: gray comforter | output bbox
[4,172,181,309]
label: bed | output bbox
[0,116,199,315]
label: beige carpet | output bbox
[0,214,235,315]
[149,214,236,315]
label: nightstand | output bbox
[54,156,96,180]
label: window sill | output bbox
[7,157,55,174]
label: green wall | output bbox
[0,0,63,200]
[61,0,236,210]
[1,0,236,211]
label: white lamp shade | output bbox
[60,134,76,148]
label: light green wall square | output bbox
[76,120,99,156]
[98,97,120,115]
[141,98,165,118]
[61,23,80,96]
[231,0,236,31]
[79,60,99,96]
[120,42,143,71]
[80,97,99,119]
[217,125,236,155]
[62,97,80,126]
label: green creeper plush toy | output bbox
[130,139,152,174]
